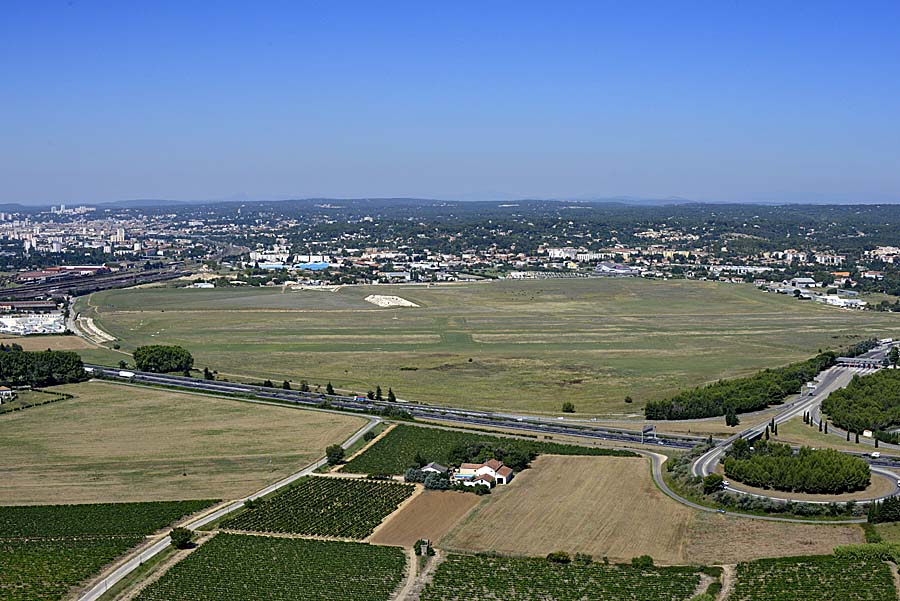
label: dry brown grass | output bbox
[369,490,480,547]
[0,381,367,505]
[0,334,92,351]
[440,455,696,563]
[684,513,863,564]
[440,454,864,565]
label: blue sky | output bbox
[1,1,899,205]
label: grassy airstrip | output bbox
[81,278,899,414]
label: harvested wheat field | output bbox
[441,454,865,565]
[441,455,695,563]
[370,490,480,547]
[684,513,863,564]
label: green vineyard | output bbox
[0,500,216,601]
[731,555,898,601]
[420,554,701,601]
[221,476,413,539]
[0,500,216,537]
[342,424,637,474]
[136,533,406,601]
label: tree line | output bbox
[822,369,900,435]
[723,439,870,495]
[0,347,86,387]
[644,352,836,420]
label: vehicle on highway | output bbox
[872,452,881,459]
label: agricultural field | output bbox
[340,424,636,475]
[730,555,897,601]
[442,454,864,564]
[420,553,702,601]
[683,513,863,565]
[441,455,695,563]
[0,500,213,601]
[81,278,900,414]
[220,476,414,539]
[135,533,406,601]
[0,380,366,504]
[370,490,480,547]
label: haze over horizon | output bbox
[2,1,899,206]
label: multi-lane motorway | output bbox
[85,364,705,450]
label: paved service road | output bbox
[77,418,380,601]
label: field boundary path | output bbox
[77,418,380,601]
[392,548,418,600]
[717,564,735,601]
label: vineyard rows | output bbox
[342,424,637,474]
[0,500,216,537]
[136,533,406,601]
[420,554,701,601]
[221,476,413,539]
[731,555,898,601]
[0,500,217,601]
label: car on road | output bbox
[872,452,881,459]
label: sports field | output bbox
[80,279,900,414]
[0,381,366,504]
[440,454,863,564]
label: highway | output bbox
[692,341,900,503]
[77,417,380,601]
[84,364,705,451]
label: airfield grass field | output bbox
[80,278,900,414]
[0,381,366,505]
[440,454,863,564]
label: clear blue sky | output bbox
[2,1,899,205]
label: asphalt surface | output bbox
[692,341,900,504]
[75,352,899,599]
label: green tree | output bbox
[562,401,575,413]
[890,346,899,366]
[325,444,345,465]
[169,527,193,549]
[546,551,571,564]
[203,367,214,380]
[387,388,396,402]
[703,473,724,494]
[326,382,335,395]
[281,380,291,390]
[725,407,740,427]
[631,555,654,569]
[376,386,383,401]
[133,345,194,373]
[300,379,310,392]
[624,395,633,404]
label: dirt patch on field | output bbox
[684,513,863,564]
[369,490,480,547]
[440,455,696,564]
[0,335,92,351]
